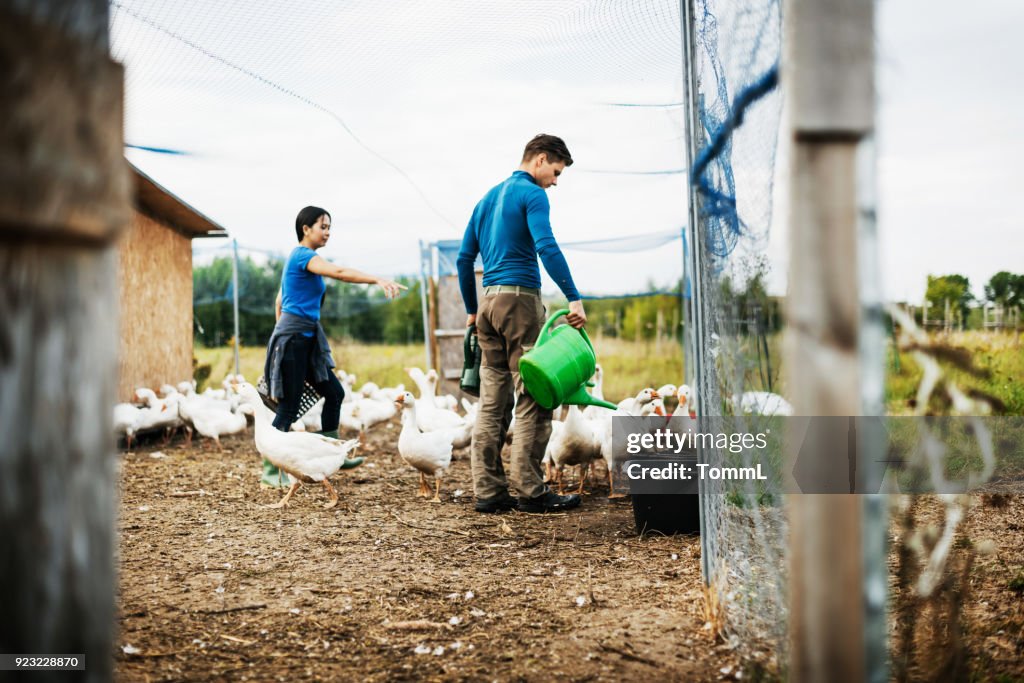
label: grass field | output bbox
[194,337,684,404]
[193,343,424,394]
[194,330,1023,415]
[885,330,1024,415]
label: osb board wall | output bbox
[116,211,194,401]
[436,272,483,397]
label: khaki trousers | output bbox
[471,291,552,499]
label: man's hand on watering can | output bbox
[566,300,588,329]
[466,314,477,328]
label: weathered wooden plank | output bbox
[785,0,874,135]
[784,1,873,680]
[0,5,125,681]
[0,9,129,244]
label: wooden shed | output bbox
[117,163,227,401]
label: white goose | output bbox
[113,402,143,449]
[190,403,248,450]
[616,387,661,415]
[599,388,661,498]
[549,405,603,494]
[407,367,459,412]
[337,371,357,403]
[358,381,406,404]
[177,385,234,444]
[405,368,467,432]
[236,383,363,509]
[203,387,227,401]
[394,392,453,503]
[378,383,406,402]
[345,395,398,443]
[425,369,459,411]
[135,388,184,441]
[672,385,697,419]
[666,386,699,455]
[654,383,678,417]
[731,391,793,416]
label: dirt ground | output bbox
[114,418,747,682]
[889,492,1024,682]
[114,416,1024,682]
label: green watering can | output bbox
[519,309,619,411]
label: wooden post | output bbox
[418,240,434,369]
[0,2,129,681]
[427,274,439,373]
[784,1,872,681]
[656,308,665,352]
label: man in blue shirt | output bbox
[457,134,587,514]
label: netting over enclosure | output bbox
[110,0,694,295]
[683,0,787,663]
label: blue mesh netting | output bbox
[691,0,782,266]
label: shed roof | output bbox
[131,162,228,239]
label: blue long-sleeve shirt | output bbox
[457,170,580,314]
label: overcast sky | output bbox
[115,0,1023,303]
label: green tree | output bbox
[985,271,1023,309]
[193,255,281,347]
[381,277,424,344]
[925,274,972,324]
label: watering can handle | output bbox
[537,308,594,353]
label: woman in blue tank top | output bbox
[260,205,405,487]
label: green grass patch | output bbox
[194,342,424,392]
[589,336,685,403]
[886,331,1024,416]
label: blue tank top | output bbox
[280,246,325,324]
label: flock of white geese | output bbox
[114,366,792,508]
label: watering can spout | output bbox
[565,385,618,411]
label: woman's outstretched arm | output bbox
[306,255,407,299]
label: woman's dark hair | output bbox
[522,134,573,166]
[295,206,331,242]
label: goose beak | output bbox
[650,390,661,399]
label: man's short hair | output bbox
[522,134,573,166]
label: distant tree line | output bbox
[577,291,687,342]
[192,256,423,347]
[196,259,1021,347]
[923,271,1024,328]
